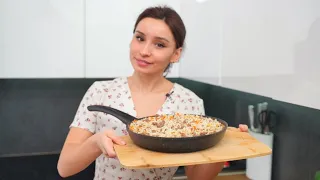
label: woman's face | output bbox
[129,17,182,75]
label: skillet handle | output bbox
[87,105,136,125]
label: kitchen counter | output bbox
[0,154,245,180]
[174,173,248,180]
[173,170,248,180]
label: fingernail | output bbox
[121,141,126,145]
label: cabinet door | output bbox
[220,0,320,109]
[178,0,222,85]
[0,0,85,78]
[85,0,181,78]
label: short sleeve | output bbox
[69,81,105,133]
[195,98,205,116]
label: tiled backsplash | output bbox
[1,78,319,180]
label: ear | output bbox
[170,47,182,63]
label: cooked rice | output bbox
[129,113,224,138]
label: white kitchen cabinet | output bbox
[178,0,320,109]
[85,0,181,78]
[0,0,85,78]
[178,0,222,85]
[219,0,320,110]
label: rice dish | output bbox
[128,113,224,138]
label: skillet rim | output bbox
[126,114,229,140]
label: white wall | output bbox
[179,0,222,85]
[0,0,85,78]
[0,0,181,78]
[221,0,320,110]
[179,0,320,110]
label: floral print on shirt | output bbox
[70,77,205,180]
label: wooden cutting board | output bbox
[114,127,272,169]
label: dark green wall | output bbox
[177,78,320,180]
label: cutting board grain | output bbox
[114,127,272,169]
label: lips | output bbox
[136,58,151,64]
[135,58,152,67]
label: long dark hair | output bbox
[133,5,186,76]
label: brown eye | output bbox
[136,35,144,41]
[156,43,165,48]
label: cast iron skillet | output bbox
[87,105,228,153]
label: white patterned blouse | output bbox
[70,77,205,180]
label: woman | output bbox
[57,5,248,180]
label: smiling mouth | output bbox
[135,58,153,66]
[136,58,152,64]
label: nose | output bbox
[140,43,152,57]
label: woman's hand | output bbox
[93,130,126,158]
[227,124,249,132]
[58,128,126,177]
[238,124,249,132]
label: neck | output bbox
[129,71,167,93]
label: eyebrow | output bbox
[135,30,170,43]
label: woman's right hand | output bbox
[93,130,126,158]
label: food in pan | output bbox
[129,113,224,138]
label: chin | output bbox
[133,67,153,75]
[130,59,164,76]
[132,66,162,76]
